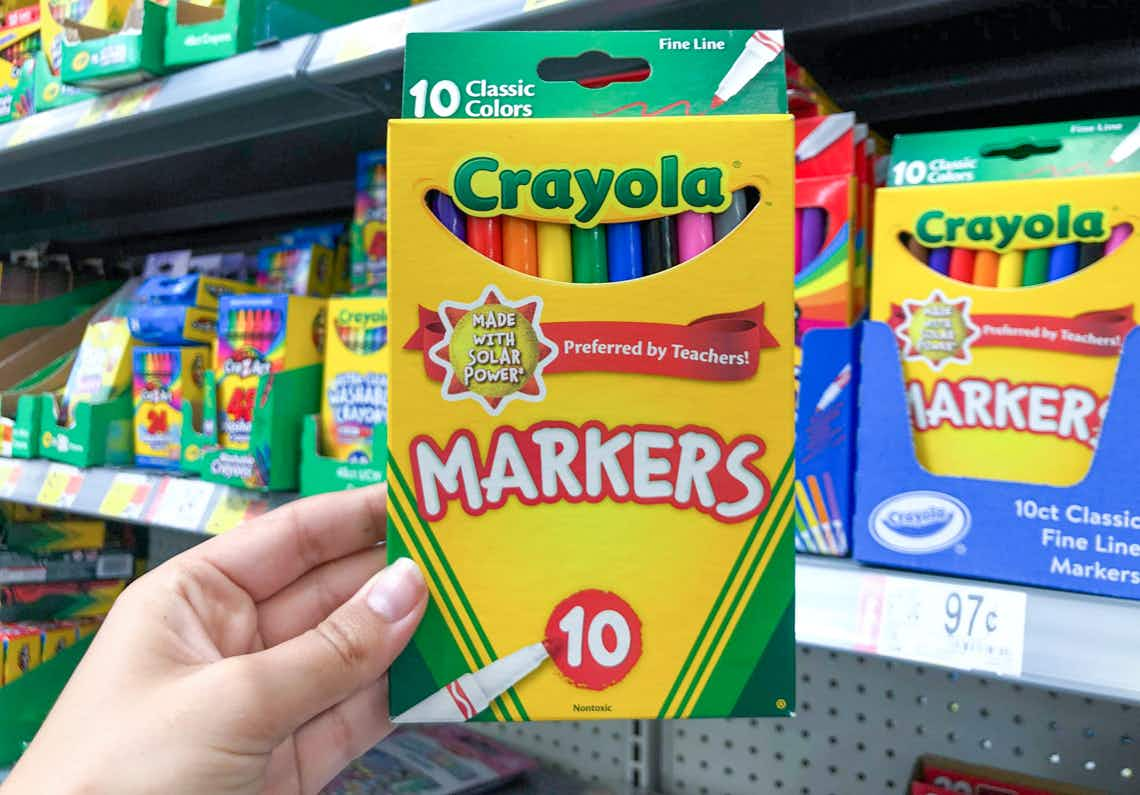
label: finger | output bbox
[294,677,393,793]
[186,484,387,601]
[229,557,426,739]
[257,545,388,646]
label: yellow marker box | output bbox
[1,624,40,686]
[387,31,796,723]
[873,117,1140,486]
[320,297,389,462]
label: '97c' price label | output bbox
[859,576,1028,677]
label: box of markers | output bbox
[387,30,796,723]
[60,0,167,90]
[300,296,388,496]
[792,112,875,557]
[132,345,206,470]
[0,623,40,686]
[35,0,108,111]
[181,293,323,490]
[0,579,125,622]
[855,116,1140,600]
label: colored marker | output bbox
[571,226,608,283]
[430,191,466,241]
[393,642,549,723]
[973,250,999,286]
[947,248,975,282]
[1078,241,1104,270]
[822,472,847,556]
[711,30,784,109]
[1108,121,1140,166]
[807,475,838,554]
[642,216,678,275]
[794,503,819,554]
[903,234,929,263]
[1106,223,1132,255]
[798,207,826,270]
[927,248,951,276]
[995,250,1024,287]
[1047,242,1079,281]
[1022,248,1050,286]
[537,222,572,282]
[795,113,852,163]
[467,216,503,263]
[605,222,644,281]
[677,212,714,262]
[713,191,749,241]
[815,363,852,412]
[502,217,539,276]
[794,479,828,553]
[794,208,804,273]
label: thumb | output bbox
[232,556,427,739]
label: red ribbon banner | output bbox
[405,305,778,383]
[889,304,1135,357]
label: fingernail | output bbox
[366,558,425,622]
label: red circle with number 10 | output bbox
[544,589,642,691]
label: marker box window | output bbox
[388,30,795,723]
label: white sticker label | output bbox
[147,478,215,531]
[858,575,1027,677]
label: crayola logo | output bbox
[915,204,1106,251]
[452,155,731,226]
[868,491,971,554]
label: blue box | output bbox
[794,326,859,556]
[854,321,1140,600]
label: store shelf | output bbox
[796,555,1140,706]
[0,458,290,534]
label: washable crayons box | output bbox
[132,345,206,469]
[0,5,39,124]
[215,293,324,450]
[320,297,388,463]
[0,623,40,686]
[855,116,1140,600]
[387,30,795,723]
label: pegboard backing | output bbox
[663,647,1139,795]
[470,721,638,788]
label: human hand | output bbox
[3,485,426,795]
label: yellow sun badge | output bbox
[893,289,981,369]
[427,286,558,415]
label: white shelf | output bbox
[0,457,292,534]
[796,555,1140,705]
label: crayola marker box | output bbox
[0,623,40,686]
[132,345,206,469]
[856,116,1140,600]
[215,293,324,450]
[320,297,389,463]
[387,31,795,723]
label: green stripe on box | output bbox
[692,527,796,716]
[672,483,793,718]
[390,456,528,721]
[658,453,793,719]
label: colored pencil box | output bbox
[127,304,217,345]
[387,30,796,723]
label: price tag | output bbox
[147,478,214,531]
[75,82,163,129]
[860,576,1027,677]
[334,13,407,65]
[0,459,22,497]
[36,464,84,509]
[5,111,70,149]
[205,490,268,535]
[99,473,154,520]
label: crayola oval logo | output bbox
[868,491,970,554]
[451,154,731,227]
[71,51,90,72]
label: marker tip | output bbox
[710,95,725,110]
